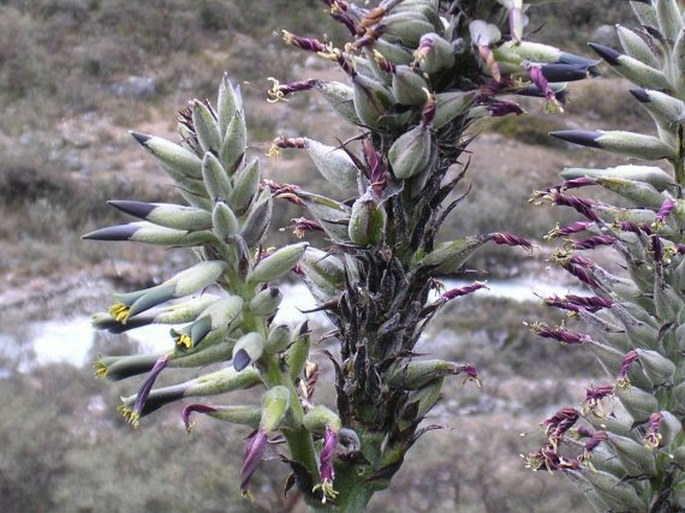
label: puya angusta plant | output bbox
[525,1,685,511]
[83,0,595,511]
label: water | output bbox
[5,278,583,367]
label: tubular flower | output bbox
[267,77,318,103]
[313,426,339,503]
[527,63,562,112]
[118,354,169,428]
[181,403,218,433]
[546,221,594,239]
[241,429,268,498]
[489,232,533,249]
[528,322,592,345]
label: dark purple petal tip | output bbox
[588,43,621,66]
[233,349,251,372]
[550,130,603,148]
[82,224,140,241]
[130,130,152,146]
[629,88,650,103]
[108,200,156,219]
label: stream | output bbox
[3,277,583,368]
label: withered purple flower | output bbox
[363,139,387,197]
[617,350,640,388]
[485,98,524,117]
[291,217,324,238]
[241,429,268,497]
[281,30,328,53]
[551,192,601,222]
[527,63,560,112]
[561,255,601,289]
[528,322,592,345]
[655,198,675,224]
[489,232,533,249]
[581,383,614,416]
[543,406,580,438]
[181,403,218,433]
[580,430,608,466]
[547,221,594,239]
[572,235,616,250]
[565,294,613,312]
[314,426,339,503]
[559,177,599,190]
[643,412,664,449]
[267,78,318,103]
[441,281,488,301]
[523,446,580,472]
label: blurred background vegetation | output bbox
[0,0,652,511]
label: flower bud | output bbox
[560,164,675,192]
[616,25,660,68]
[298,248,346,301]
[232,332,265,371]
[656,0,682,42]
[248,242,308,284]
[589,43,670,90]
[421,236,488,273]
[212,201,240,240]
[130,131,203,180]
[371,38,414,65]
[674,30,685,89]
[219,112,247,174]
[391,65,430,106]
[303,138,358,190]
[314,81,360,125]
[398,378,443,431]
[635,348,676,386]
[185,404,262,430]
[379,12,436,47]
[387,359,467,389]
[654,281,684,323]
[606,432,658,477]
[415,32,455,74]
[83,222,216,246]
[192,100,222,155]
[284,324,310,382]
[303,405,342,433]
[229,158,261,215]
[595,176,667,208]
[260,385,291,432]
[630,88,685,125]
[582,470,647,512]
[107,201,213,231]
[388,124,433,179]
[240,191,272,247]
[551,129,673,160]
[249,286,283,317]
[433,91,477,129]
[202,152,233,203]
[301,193,351,242]
[264,324,290,353]
[348,192,387,246]
[352,73,395,129]
[217,73,241,137]
[616,385,658,423]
